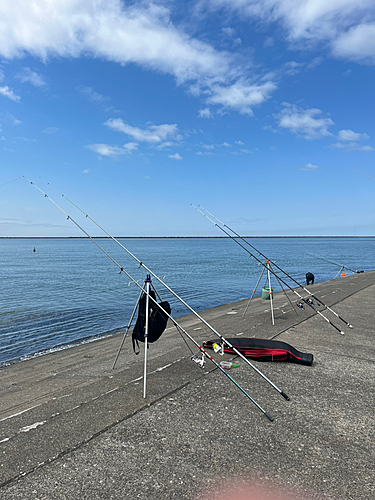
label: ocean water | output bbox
[1,237,374,366]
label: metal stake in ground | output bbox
[143,275,151,398]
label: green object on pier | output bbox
[261,287,273,300]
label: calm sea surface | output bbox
[1,237,374,366]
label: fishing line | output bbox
[309,253,358,274]
[198,206,353,330]
[34,176,289,402]
[23,177,280,419]
[192,205,347,335]
[0,176,24,189]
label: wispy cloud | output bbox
[168,153,182,160]
[301,163,319,171]
[86,142,138,158]
[15,67,47,87]
[332,22,375,64]
[196,150,214,156]
[333,129,373,151]
[77,85,113,111]
[275,103,334,140]
[42,127,59,135]
[207,0,375,64]
[0,86,20,102]
[337,129,369,141]
[105,119,180,144]
[0,2,231,86]
[198,108,212,118]
[207,80,277,115]
[221,26,242,47]
[331,142,374,152]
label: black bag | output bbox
[132,291,171,354]
[203,337,313,366]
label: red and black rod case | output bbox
[203,338,313,366]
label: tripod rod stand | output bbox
[112,275,195,399]
[243,260,297,325]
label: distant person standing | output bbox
[306,272,314,285]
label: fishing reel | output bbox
[212,342,224,355]
[191,353,206,369]
[296,302,305,310]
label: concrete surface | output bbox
[0,271,374,499]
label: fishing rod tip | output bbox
[281,391,290,401]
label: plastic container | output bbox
[261,286,273,300]
[220,361,232,370]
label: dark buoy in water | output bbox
[33,247,36,252]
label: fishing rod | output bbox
[197,206,353,330]
[24,176,288,411]
[309,253,360,274]
[24,177,274,420]
[198,206,353,330]
[193,205,348,335]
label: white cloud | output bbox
[83,169,89,174]
[235,140,244,145]
[78,86,109,103]
[42,127,59,134]
[221,142,231,147]
[77,85,114,111]
[275,103,334,139]
[207,80,277,114]
[0,85,20,102]
[334,129,373,151]
[332,22,375,64]
[263,36,274,48]
[207,0,375,64]
[156,141,179,150]
[15,67,46,87]
[198,108,212,118]
[222,27,236,37]
[331,141,374,152]
[282,61,304,76]
[10,115,22,125]
[301,163,319,171]
[306,57,323,70]
[337,129,369,141]
[86,142,138,158]
[201,143,214,150]
[0,1,231,84]
[105,119,180,143]
[196,150,214,156]
[168,153,182,160]
[221,26,242,46]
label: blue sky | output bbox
[1,0,374,237]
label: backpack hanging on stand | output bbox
[132,290,171,354]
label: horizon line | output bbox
[1,235,374,239]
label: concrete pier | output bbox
[1,271,374,499]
